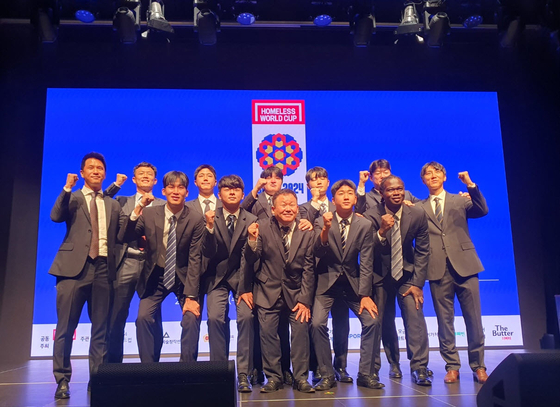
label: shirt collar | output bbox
[82,185,100,197]
[223,206,240,219]
[429,190,446,202]
[198,194,217,205]
[384,204,403,219]
[335,212,352,225]
[165,204,183,221]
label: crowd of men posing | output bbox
[49,152,489,399]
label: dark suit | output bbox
[299,199,349,372]
[187,195,222,216]
[420,186,488,372]
[240,191,272,220]
[364,203,430,372]
[49,188,126,384]
[103,184,166,363]
[242,218,315,383]
[121,203,206,363]
[200,207,257,376]
[311,213,381,377]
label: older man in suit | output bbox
[120,170,206,363]
[49,152,127,399]
[311,179,383,391]
[201,175,258,392]
[104,162,166,363]
[242,189,316,393]
[419,162,489,384]
[364,175,431,386]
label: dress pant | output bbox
[373,291,402,372]
[311,276,381,377]
[53,257,113,384]
[258,295,310,383]
[374,273,429,372]
[136,267,200,363]
[108,251,145,363]
[430,260,485,372]
[205,284,254,375]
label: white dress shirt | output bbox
[82,186,108,257]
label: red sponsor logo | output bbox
[52,329,77,341]
[252,100,305,124]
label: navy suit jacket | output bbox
[49,189,127,281]
[363,203,430,287]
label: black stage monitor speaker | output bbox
[477,352,560,407]
[90,360,236,407]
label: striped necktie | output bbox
[203,199,212,214]
[227,214,236,237]
[340,218,349,252]
[89,191,99,259]
[434,197,443,226]
[281,226,290,257]
[391,214,403,281]
[320,202,327,215]
[163,215,177,290]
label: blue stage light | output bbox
[314,14,332,27]
[237,12,255,25]
[75,10,95,23]
[463,15,482,28]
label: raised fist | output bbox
[323,211,334,229]
[65,173,79,190]
[205,209,215,229]
[359,170,369,187]
[310,187,321,201]
[458,171,475,187]
[379,213,395,237]
[255,178,268,191]
[248,222,259,241]
[116,173,128,187]
[140,193,155,207]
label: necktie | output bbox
[267,196,272,208]
[227,214,236,237]
[434,197,443,226]
[320,203,327,215]
[163,216,177,290]
[89,191,99,259]
[281,226,290,257]
[340,218,349,252]
[391,214,403,281]
[203,199,212,214]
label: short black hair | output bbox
[133,162,157,177]
[194,164,217,179]
[305,166,328,183]
[331,179,356,196]
[272,188,297,206]
[420,161,447,178]
[368,159,391,176]
[163,171,189,188]
[218,174,244,191]
[81,152,106,171]
[379,175,404,192]
[260,165,284,180]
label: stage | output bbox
[0,349,524,407]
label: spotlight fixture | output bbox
[396,3,423,36]
[32,0,60,43]
[426,12,450,47]
[349,1,376,47]
[497,1,525,48]
[147,0,174,34]
[194,0,220,45]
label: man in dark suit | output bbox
[49,152,127,399]
[364,175,432,386]
[121,170,206,363]
[242,189,316,393]
[299,167,351,384]
[187,164,221,215]
[311,179,383,391]
[200,175,257,393]
[104,162,165,363]
[355,159,419,379]
[419,162,489,384]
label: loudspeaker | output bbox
[477,352,560,407]
[90,360,236,407]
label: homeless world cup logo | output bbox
[256,133,303,176]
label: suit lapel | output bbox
[192,199,203,215]
[369,189,382,205]
[271,219,288,262]
[330,215,343,261]
[215,208,232,249]
[154,205,165,249]
[342,213,359,260]
[124,195,136,215]
[77,190,92,224]
[400,205,412,240]
[229,209,247,254]
[328,201,336,213]
[175,204,190,242]
[287,227,304,264]
[442,192,451,230]
[259,194,272,218]
[103,195,112,230]
[421,199,442,231]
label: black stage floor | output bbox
[0,349,523,407]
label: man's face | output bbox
[218,186,244,207]
[370,167,391,189]
[332,185,357,211]
[80,158,106,191]
[381,178,405,207]
[272,193,299,225]
[264,174,282,195]
[162,180,188,205]
[422,165,446,191]
[133,166,157,192]
[194,168,217,194]
[307,173,330,196]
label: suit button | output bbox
[442,233,445,237]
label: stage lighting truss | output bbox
[194,0,221,45]
[113,0,141,44]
